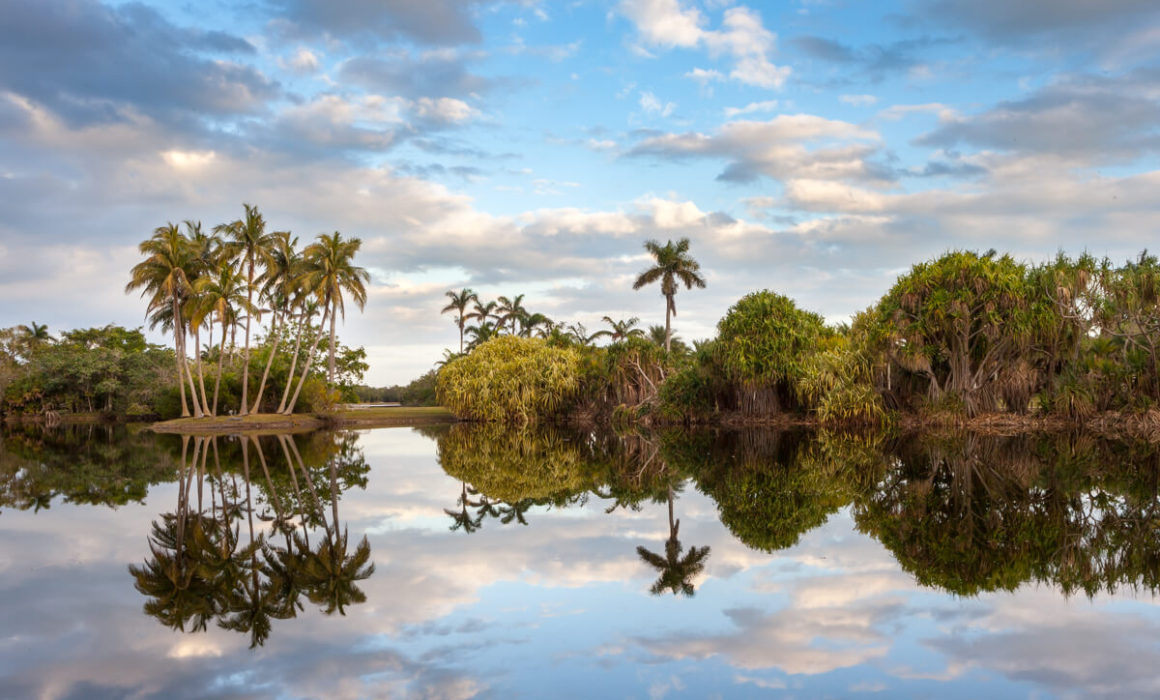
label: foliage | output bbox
[436,335,582,422]
[436,423,600,503]
[866,250,1052,416]
[1,325,177,417]
[711,290,831,415]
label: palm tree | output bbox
[565,322,598,346]
[250,231,302,414]
[632,238,706,353]
[17,321,53,344]
[592,316,645,343]
[282,231,368,413]
[442,288,478,354]
[468,299,498,327]
[126,223,200,416]
[215,204,277,415]
[192,263,249,415]
[465,321,498,350]
[496,294,527,335]
[636,488,711,596]
[519,312,554,338]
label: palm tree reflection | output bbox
[129,431,374,646]
[636,486,711,597]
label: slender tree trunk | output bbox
[212,318,227,416]
[283,306,331,415]
[175,301,204,418]
[459,319,464,354]
[278,312,306,414]
[664,294,673,354]
[173,295,190,417]
[251,311,281,414]
[194,326,210,416]
[240,256,254,416]
[327,299,337,386]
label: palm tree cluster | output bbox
[441,238,704,358]
[129,433,374,647]
[126,204,369,417]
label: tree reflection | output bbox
[854,433,1160,597]
[636,486,711,597]
[129,430,374,645]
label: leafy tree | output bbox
[867,250,1046,416]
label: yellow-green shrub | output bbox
[436,335,582,422]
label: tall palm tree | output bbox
[592,316,645,343]
[215,204,277,415]
[632,238,706,353]
[282,232,368,413]
[250,231,302,414]
[441,288,478,354]
[192,263,249,415]
[127,223,200,416]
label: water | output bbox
[2,423,1160,698]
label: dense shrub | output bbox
[436,336,582,422]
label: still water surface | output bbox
[2,424,1160,698]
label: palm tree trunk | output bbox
[240,257,254,416]
[194,326,210,416]
[212,318,227,416]
[251,311,281,414]
[327,299,337,386]
[173,295,190,417]
[283,306,331,415]
[664,294,673,354]
[277,311,307,414]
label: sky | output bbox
[1,0,1159,385]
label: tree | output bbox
[215,204,278,415]
[441,288,478,354]
[633,238,706,353]
[636,488,710,596]
[286,231,368,409]
[127,223,202,417]
[496,294,527,335]
[869,250,1043,416]
[250,231,302,413]
[592,316,645,343]
[192,263,249,415]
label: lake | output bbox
[2,423,1159,698]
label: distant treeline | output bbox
[436,248,1160,426]
[353,369,438,406]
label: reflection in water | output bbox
[6,422,1160,696]
[434,424,1160,599]
[636,486,711,597]
[0,423,178,511]
[855,433,1160,597]
[127,432,375,647]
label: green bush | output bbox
[436,336,582,422]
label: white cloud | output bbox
[685,67,724,84]
[840,93,878,106]
[724,99,779,118]
[280,47,321,74]
[619,0,791,88]
[639,90,677,117]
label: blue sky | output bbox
[2,0,1160,384]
